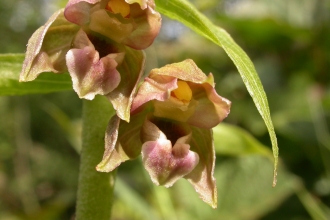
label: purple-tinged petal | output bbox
[131,59,208,111]
[107,46,145,122]
[132,59,231,128]
[65,0,161,50]
[122,3,162,50]
[131,76,177,112]
[66,30,122,100]
[187,77,231,129]
[142,140,199,187]
[141,118,199,187]
[185,127,217,208]
[20,9,79,82]
[64,0,101,25]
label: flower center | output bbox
[106,0,131,18]
[171,81,192,102]
[150,118,188,145]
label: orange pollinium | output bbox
[171,81,192,102]
[106,0,131,18]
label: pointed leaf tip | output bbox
[155,0,278,187]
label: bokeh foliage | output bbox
[0,0,330,219]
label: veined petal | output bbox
[141,118,199,187]
[20,9,79,82]
[132,59,231,129]
[65,0,161,50]
[64,0,102,25]
[66,47,121,99]
[131,75,177,112]
[107,46,145,122]
[185,126,217,208]
[66,30,122,100]
[132,59,207,111]
[187,78,231,129]
[122,3,162,50]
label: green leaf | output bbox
[213,123,272,157]
[155,0,279,186]
[0,54,72,96]
[173,156,300,220]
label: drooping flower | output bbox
[64,0,161,50]
[20,0,161,121]
[97,59,231,208]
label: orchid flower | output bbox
[20,0,161,121]
[64,0,161,50]
[97,59,231,208]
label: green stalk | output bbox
[76,96,116,220]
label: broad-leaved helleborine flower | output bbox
[20,0,161,121]
[64,0,161,50]
[97,59,231,208]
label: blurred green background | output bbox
[1,0,330,219]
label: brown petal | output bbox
[107,46,145,122]
[20,9,79,82]
[185,127,218,208]
[96,110,146,172]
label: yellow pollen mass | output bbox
[106,0,130,18]
[172,81,192,102]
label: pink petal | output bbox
[122,4,162,50]
[66,30,122,99]
[133,60,231,129]
[64,0,101,25]
[66,46,121,100]
[141,117,199,187]
[187,76,231,129]
[142,138,199,187]
[131,76,177,112]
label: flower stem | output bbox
[76,96,116,220]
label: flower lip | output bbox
[141,116,199,187]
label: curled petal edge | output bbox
[20,9,64,82]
